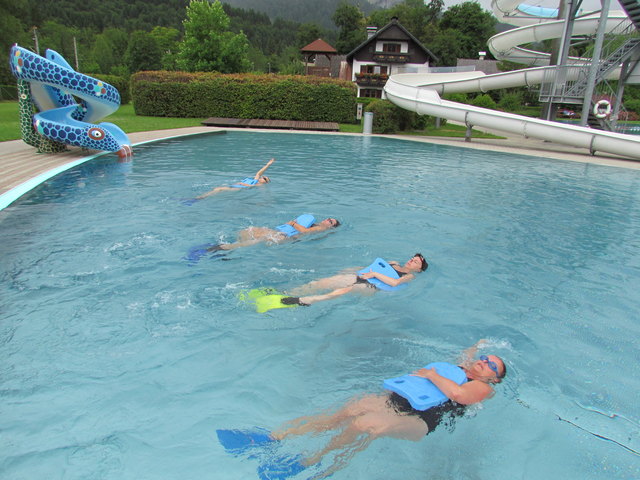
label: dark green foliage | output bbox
[471,93,497,109]
[497,92,522,111]
[625,99,640,114]
[96,74,130,104]
[131,71,357,122]
[365,99,426,133]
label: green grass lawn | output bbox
[0,102,205,142]
[10,101,637,143]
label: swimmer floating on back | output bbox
[278,253,427,306]
[186,158,275,204]
[214,215,341,252]
[217,340,506,479]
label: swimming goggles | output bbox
[480,355,499,376]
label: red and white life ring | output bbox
[593,100,611,119]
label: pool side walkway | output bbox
[1,125,639,206]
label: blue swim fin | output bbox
[216,428,275,455]
[257,454,307,480]
[184,243,226,264]
[181,198,199,206]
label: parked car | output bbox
[557,108,577,118]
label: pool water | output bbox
[1,131,639,479]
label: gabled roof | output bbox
[345,17,438,63]
[301,38,338,54]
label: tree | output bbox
[438,2,497,60]
[332,1,365,54]
[149,26,181,70]
[125,31,162,73]
[177,0,250,73]
[367,0,443,41]
[90,28,128,74]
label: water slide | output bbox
[383,1,640,160]
[9,45,132,157]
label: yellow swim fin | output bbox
[238,288,298,313]
[255,294,298,313]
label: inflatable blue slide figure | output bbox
[9,44,131,157]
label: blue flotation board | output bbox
[383,362,467,411]
[231,177,259,188]
[357,258,407,292]
[274,214,315,237]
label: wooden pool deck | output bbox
[201,117,339,131]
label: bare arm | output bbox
[253,158,275,179]
[458,339,488,367]
[411,367,493,405]
[358,269,414,287]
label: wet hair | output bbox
[414,252,428,271]
[328,218,341,228]
[261,176,270,183]
[498,360,507,380]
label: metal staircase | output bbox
[562,37,640,100]
[619,0,640,30]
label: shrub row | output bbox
[364,99,427,134]
[130,71,357,123]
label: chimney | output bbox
[366,26,377,39]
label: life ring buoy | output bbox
[594,100,611,119]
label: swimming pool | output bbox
[1,131,639,479]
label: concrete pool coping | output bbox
[1,124,639,210]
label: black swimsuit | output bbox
[386,373,471,434]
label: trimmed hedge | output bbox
[130,71,357,123]
[365,99,427,134]
[96,74,130,104]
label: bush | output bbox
[497,92,522,111]
[365,99,427,134]
[96,74,130,104]
[443,92,469,103]
[471,94,497,109]
[624,98,640,115]
[130,71,357,123]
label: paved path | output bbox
[2,124,639,207]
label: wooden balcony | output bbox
[354,73,389,87]
[372,53,410,63]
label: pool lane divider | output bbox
[0,130,226,211]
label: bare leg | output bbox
[219,227,285,250]
[196,186,238,199]
[287,274,358,296]
[297,283,374,305]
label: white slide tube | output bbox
[384,1,640,160]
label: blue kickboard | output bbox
[217,428,274,455]
[383,362,467,411]
[257,454,307,480]
[357,257,407,292]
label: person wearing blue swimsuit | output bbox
[195,158,275,199]
[215,217,341,251]
[270,340,506,477]
[280,253,427,306]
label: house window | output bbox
[360,65,388,75]
[382,43,401,53]
[359,88,382,98]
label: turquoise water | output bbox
[1,131,639,479]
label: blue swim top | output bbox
[383,362,468,411]
[275,214,315,237]
[357,258,408,291]
[231,177,259,188]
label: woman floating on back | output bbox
[183,158,275,204]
